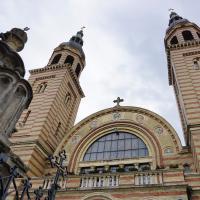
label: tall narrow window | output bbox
[41,82,47,92]
[182,30,194,41]
[75,64,81,77]
[64,55,74,65]
[22,110,31,124]
[51,54,61,64]
[193,58,200,70]
[36,82,47,93]
[170,36,178,45]
[64,92,71,105]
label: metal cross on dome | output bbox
[169,8,174,12]
[113,97,124,106]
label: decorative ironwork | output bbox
[0,165,32,200]
[45,150,67,200]
[20,178,32,200]
[34,186,44,200]
[0,150,67,200]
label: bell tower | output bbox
[10,30,85,176]
[165,12,200,171]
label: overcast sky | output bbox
[1,0,200,145]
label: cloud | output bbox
[1,0,200,145]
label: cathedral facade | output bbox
[10,12,200,199]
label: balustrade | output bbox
[38,170,163,190]
[134,171,163,185]
[80,175,119,188]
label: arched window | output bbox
[182,30,194,41]
[193,58,200,70]
[183,163,191,173]
[64,55,74,65]
[170,36,178,45]
[51,54,61,64]
[36,82,47,93]
[75,63,81,77]
[64,92,71,105]
[83,132,148,161]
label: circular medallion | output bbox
[136,114,144,124]
[154,126,163,134]
[113,112,121,120]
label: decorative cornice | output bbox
[29,64,65,74]
[168,40,200,51]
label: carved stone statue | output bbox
[0,28,32,181]
[0,28,32,137]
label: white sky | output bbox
[1,0,200,145]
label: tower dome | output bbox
[59,30,85,60]
[167,12,189,32]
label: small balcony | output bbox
[40,170,163,190]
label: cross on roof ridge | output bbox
[113,97,124,106]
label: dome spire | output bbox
[57,28,86,61]
[69,27,85,47]
[168,10,189,28]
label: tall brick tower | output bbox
[165,12,200,172]
[10,30,85,176]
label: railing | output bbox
[37,170,163,190]
[80,175,119,188]
[134,171,163,185]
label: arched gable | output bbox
[55,106,182,173]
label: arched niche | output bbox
[0,69,32,136]
[182,30,194,41]
[0,73,15,120]
[64,55,74,65]
[51,54,61,65]
[0,74,14,99]
[170,36,178,45]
